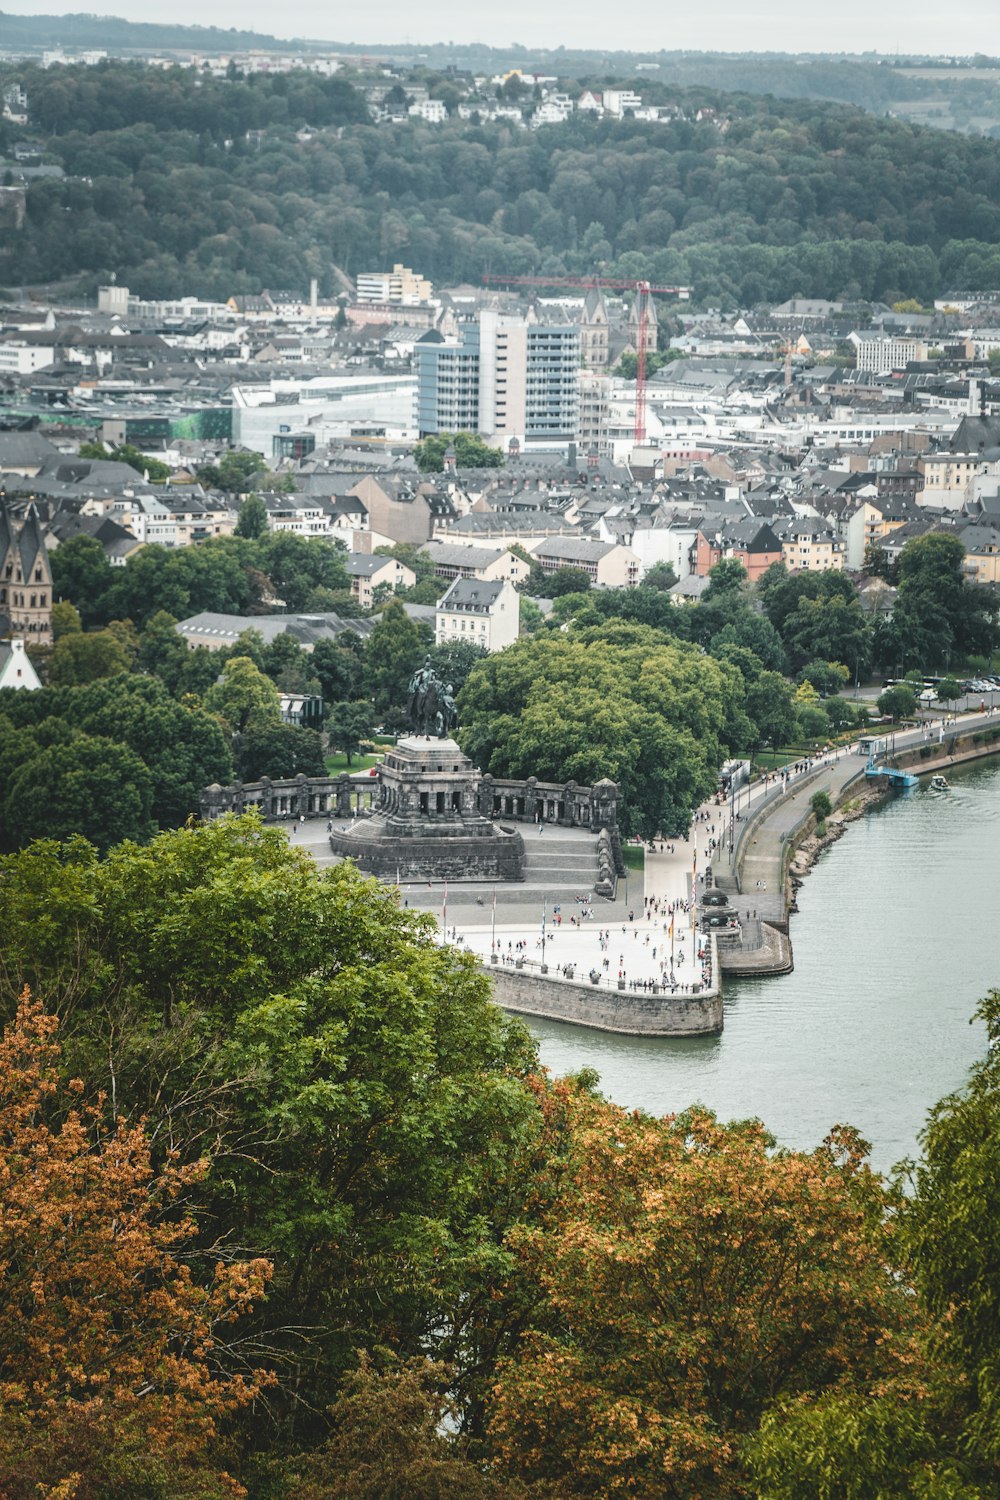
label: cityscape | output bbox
[1,13,1000,1497]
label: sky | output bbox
[3,0,999,54]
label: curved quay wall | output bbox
[485,952,723,1038]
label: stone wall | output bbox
[329,825,525,882]
[487,965,722,1037]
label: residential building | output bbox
[530,536,641,588]
[434,577,520,653]
[0,635,41,691]
[344,552,416,608]
[850,332,928,374]
[693,519,783,581]
[775,517,845,572]
[420,540,530,586]
[356,264,433,305]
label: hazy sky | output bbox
[5,0,999,53]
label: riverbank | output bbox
[747,722,1000,972]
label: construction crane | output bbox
[481,273,693,445]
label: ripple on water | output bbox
[526,760,995,1173]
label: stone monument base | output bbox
[329,735,525,883]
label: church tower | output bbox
[0,500,53,646]
[578,286,610,370]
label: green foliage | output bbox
[798,659,850,698]
[0,675,232,836]
[546,566,592,597]
[196,449,269,494]
[893,532,997,672]
[810,790,833,821]
[641,561,678,591]
[236,722,325,782]
[365,602,427,719]
[48,627,131,686]
[458,623,744,837]
[937,676,964,704]
[0,815,540,1444]
[414,433,505,472]
[746,670,798,754]
[204,654,282,737]
[325,700,376,766]
[0,715,154,852]
[11,62,1000,306]
[234,492,269,539]
[877,683,917,721]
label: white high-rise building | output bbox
[416,310,579,447]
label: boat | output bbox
[929,775,950,791]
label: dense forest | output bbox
[6,61,1000,303]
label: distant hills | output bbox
[0,10,308,53]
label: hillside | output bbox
[0,10,304,53]
[4,59,1000,305]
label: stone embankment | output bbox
[729,718,1000,977]
[487,958,722,1037]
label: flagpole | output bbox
[491,885,496,953]
[541,895,547,969]
[441,879,448,940]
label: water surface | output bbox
[527,759,996,1173]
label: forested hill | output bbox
[0,11,302,52]
[5,59,1000,306]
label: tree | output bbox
[641,561,678,591]
[311,637,363,705]
[459,625,745,838]
[48,628,131,686]
[893,532,996,671]
[0,990,271,1499]
[204,654,282,736]
[797,660,850,698]
[0,817,540,1444]
[365,601,426,719]
[235,492,269,538]
[325,699,376,766]
[283,1355,514,1499]
[547,566,592,597]
[936,676,964,707]
[489,1087,919,1498]
[51,600,82,639]
[877,683,916,722]
[810,789,833,821]
[0,732,154,852]
[703,557,748,599]
[49,534,114,627]
[196,449,269,494]
[108,441,171,483]
[414,433,504,473]
[427,640,487,697]
[746,670,797,755]
[237,722,326,781]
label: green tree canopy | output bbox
[458,624,745,837]
[414,433,504,472]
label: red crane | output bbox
[481,274,692,445]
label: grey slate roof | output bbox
[437,577,506,612]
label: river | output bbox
[526,757,998,1175]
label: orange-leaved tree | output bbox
[0,990,273,1500]
[487,1086,924,1499]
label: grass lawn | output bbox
[324,751,381,774]
[623,843,645,871]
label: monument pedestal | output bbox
[329,736,525,882]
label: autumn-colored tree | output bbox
[282,1355,519,1499]
[0,991,272,1500]
[487,1088,923,1498]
